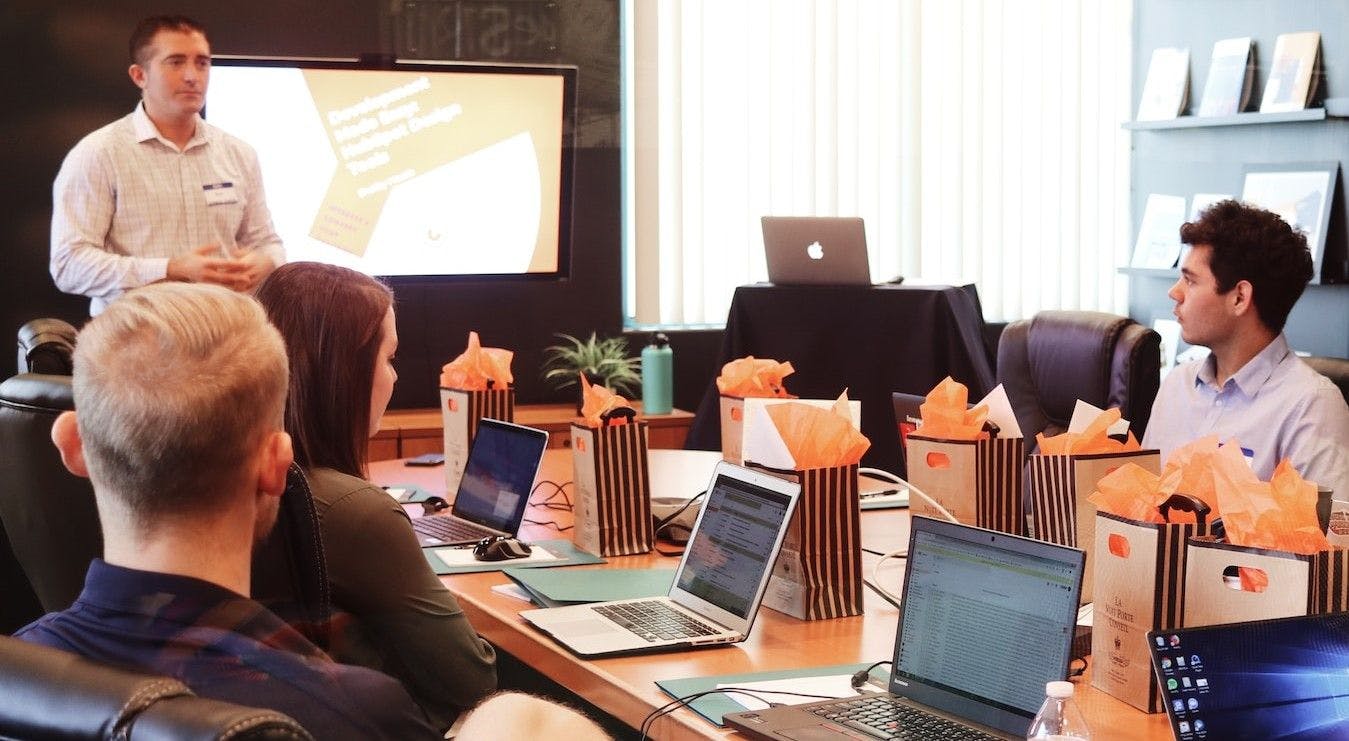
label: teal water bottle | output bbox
[641,332,674,415]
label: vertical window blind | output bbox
[625,0,1133,327]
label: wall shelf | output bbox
[1123,108,1330,130]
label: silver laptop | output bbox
[762,216,872,285]
[725,516,1085,740]
[1148,613,1349,740]
[411,418,549,546]
[520,462,801,657]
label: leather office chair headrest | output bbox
[1023,310,1129,416]
[0,635,313,741]
[16,318,77,376]
[0,635,191,739]
[0,373,75,414]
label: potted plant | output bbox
[541,332,641,410]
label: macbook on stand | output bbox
[411,418,549,546]
[725,515,1085,740]
[1148,612,1349,740]
[762,216,872,286]
[520,461,801,657]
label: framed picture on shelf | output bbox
[1240,162,1338,282]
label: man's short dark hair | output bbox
[1179,199,1314,333]
[129,15,207,66]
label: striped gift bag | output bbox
[1027,449,1160,602]
[758,463,863,620]
[906,434,1026,536]
[1091,494,1209,713]
[440,386,515,494]
[571,416,653,556]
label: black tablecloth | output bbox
[687,283,996,474]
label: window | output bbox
[624,0,1133,327]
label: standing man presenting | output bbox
[1143,200,1349,498]
[50,15,283,315]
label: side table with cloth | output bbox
[687,283,996,474]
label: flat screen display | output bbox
[205,57,576,281]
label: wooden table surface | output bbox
[370,451,1172,740]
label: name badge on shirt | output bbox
[202,181,238,206]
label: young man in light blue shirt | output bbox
[1143,200,1349,497]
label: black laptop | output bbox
[1148,612,1349,740]
[411,418,548,546]
[724,516,1085,740]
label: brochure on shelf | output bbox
[1137,47,1190,121]
[1131,193,1187,269]
[1197,37,1254,117]
[1260,31,1321,113]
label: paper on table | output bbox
[974,384,1022,439]
[384,487,410,502]
[491,583,534,603]
[716,675,861,711]
[1068,400,1130,437]
[432,545,560,567]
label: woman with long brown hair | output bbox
[257,262,495,731]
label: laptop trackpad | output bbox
[557,619,616,637]
[780,725,860,741]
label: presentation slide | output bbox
[207,64,568,277]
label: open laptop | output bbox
[762,216,872,286]
[1148,613,1349,740]
[519,462,801,657]
[725,515,1085,740]
[411,418,549,546]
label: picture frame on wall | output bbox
[1240,162,1338,283]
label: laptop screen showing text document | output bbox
[724,516,1084,740]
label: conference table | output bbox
[371,451,1170,740]
[687,283,997,476]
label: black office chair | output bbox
[997,310,1161,442]
[0,373,99,620]
[0,634,312,740]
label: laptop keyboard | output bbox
[592,600,720,642]
[411,515,496,543]
[807,695,1002,741]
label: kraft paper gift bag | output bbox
[756,464,864,620]
[439,331,515,493]
[440,386,515,494]
[1090,494,1210,713]
[1028,449,1161,602]
[1183,539,1349,626]
[743,395,868,620]
[906,435,1026,535]
[715,357,798,464]
[571,411,653,557]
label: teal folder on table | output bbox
[503,567,675,607]
[422,539,604,575]
[655,662,888,727]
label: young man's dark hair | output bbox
[1179,199,1314,333]
[128,15,207,65]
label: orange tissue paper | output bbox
[1216,458,1331,556]
[765,391,871,468]
[579,373,635,428]
[917,377,989,440]
[1089,463,1167,524]
[1036,408,1142,456]
[716,356,796,398]
[439,331,514,390]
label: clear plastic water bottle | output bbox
[1026,680,1091,740]
[640,332,673,414]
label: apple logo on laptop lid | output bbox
[806,241,824,260]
